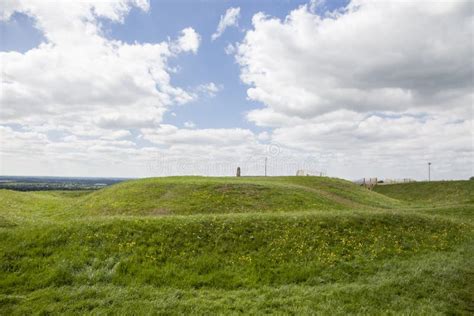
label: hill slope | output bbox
[1,211,471,314]
[77,176,400,216]
[0,189,91,224]
[374,180,474,205]
[0,177,472,314]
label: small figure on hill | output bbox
[236,167,241,177]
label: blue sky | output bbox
[0,0,471,179]
[102,0,346,132]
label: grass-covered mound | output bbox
[0,189,92,224]
[1,212,471,314]
[77,176,400,216]
[0,177,472,314]
[374,180,474,205]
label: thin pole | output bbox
[264,157,267,176]
[428,162,431,182]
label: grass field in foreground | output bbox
[0,177,473,314]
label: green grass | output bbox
[1,244,471,315]
[0,190,76,224]
[77,176,400,216]
[373,180,474,205]
[0,177,473,314]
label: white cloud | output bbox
[257,131,270,141]
[0,0,216,177]
[237,1,472,119]
[0,2,204,135]
[183,121,196,128]
[196,82,223,97]
[1,0,150,44]
[1,0,21,21]
[173,27,201,54]
[99,130,132,141]
[309,0,325,13]
[142,125,256,147]
[233,0,473,180]
[224,43,236,55]
[269,111,473,180]
[0,1,202,131]
[1,0,472,180]
[0,125,146,177]
[211,7,240,41]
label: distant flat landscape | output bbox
[0,176,128,191]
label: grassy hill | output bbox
[0,177,472,314]
[77,176,400,216]
[373,180,474,205]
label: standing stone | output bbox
[236,167,241,177]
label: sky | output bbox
[0,0,472,180]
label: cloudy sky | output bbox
[0,0,472,180]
